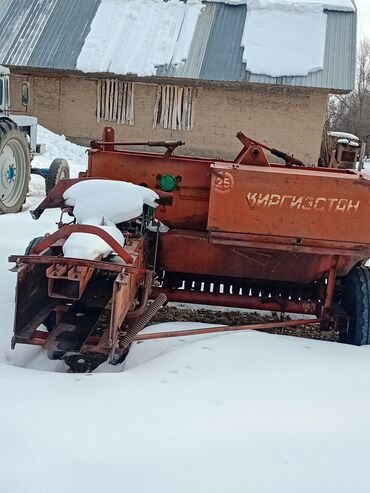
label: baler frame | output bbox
[9,127,370,370]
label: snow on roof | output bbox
[75,0,356,82]
[76,0,203,76]
[337,138,360,147]
[0,0,357,90]
[329,131,360,141]
[242,2,328,77]
[212,0,355,11]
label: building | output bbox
[0,0,357,162]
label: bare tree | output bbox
[328,37,370,150]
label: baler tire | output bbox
[25,236,57,333]
[24,236,45,255]
[45,158,70,195]
[0,120,30,214]
[341,266,370,345]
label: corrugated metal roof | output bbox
[0,0,357,91]
[28,0,101,69]
[175,2,218,79]
[0,0,100,69]
[199,3,246,82]
[164,3,356,91]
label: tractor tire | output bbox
[0,120,30,214]
[24,236,45,255]
[45,158,70,195]
[341,266,370,345]
[25,236,56,333]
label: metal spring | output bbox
[120,293,167,349]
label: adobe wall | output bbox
[10,72,328,163]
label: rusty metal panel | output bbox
[159,231,330,283]
[207,163,370,244]
[46,262,96,299]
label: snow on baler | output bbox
[9,128,370,371]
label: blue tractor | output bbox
[0,65,70,214]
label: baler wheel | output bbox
[63,353,107,373]
[341,266,370,345]
[24,236,45,255]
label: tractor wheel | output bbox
[24,236,45,255]
[340,266,370,345]
[0,120,30,214]
[45,158,70,195]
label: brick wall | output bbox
[10,72,328,163]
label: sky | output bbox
[356,0,370,40]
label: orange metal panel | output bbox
[208,163,370,244]
[158,230,361,283]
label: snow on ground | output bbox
[1,127,370,492]
[34,125,88,175]
[2,325,370,492]
[29,125,88,211]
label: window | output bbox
[153,85,196,131]
[96,79,134,125]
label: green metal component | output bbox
[159,174,177,192]
[141,206,155,235]
[117,206,155,236]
